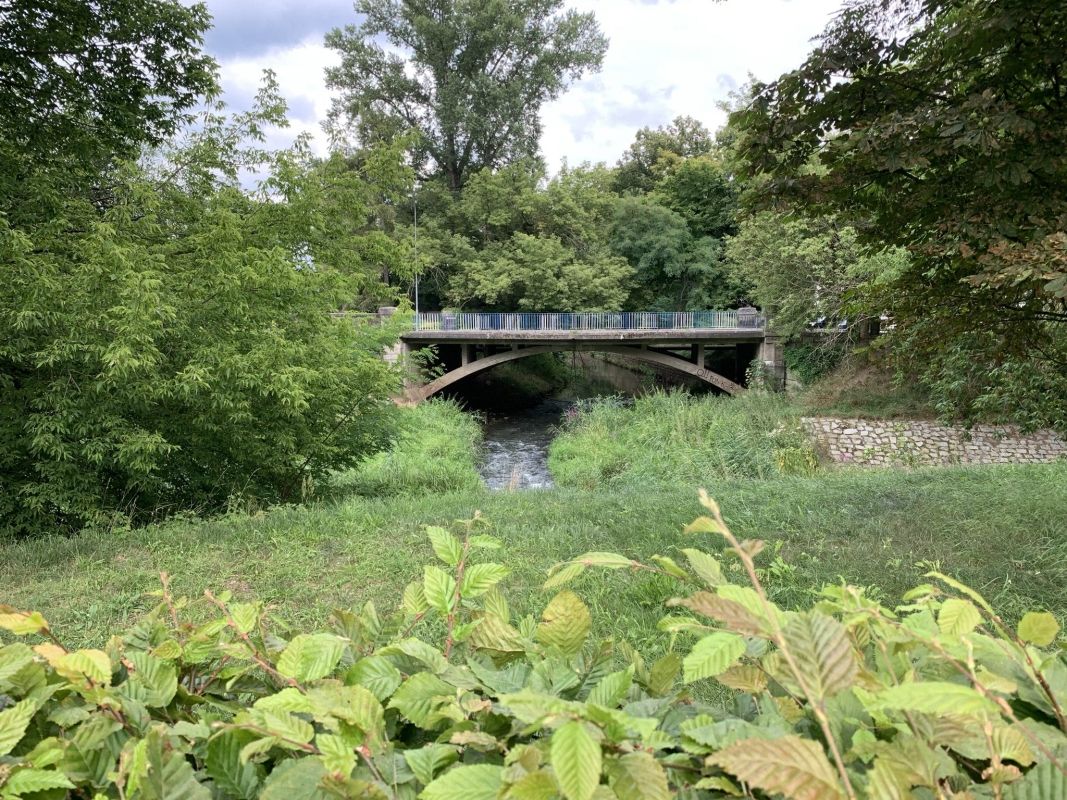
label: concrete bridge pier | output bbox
[759,334,786,390]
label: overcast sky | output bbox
[203,0,844,169]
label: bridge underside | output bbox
[399,333,774,403]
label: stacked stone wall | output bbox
[801,417,1067,467]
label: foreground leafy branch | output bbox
[2,498,1066,799]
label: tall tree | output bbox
[326,0,607,191]
[732,0,1067,429]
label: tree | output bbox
[654,155,738,241]
[613,115,714,194]
[0,84,407,537]
[610,197,744,310]
[326,0,607,191]
[0,0,216,199]
[732,0,1067,429]
[724,212,908,340]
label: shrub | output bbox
[331,400,484,497]
[548,392,818,488]
[2,495,1065,798]
[0,83,409,537]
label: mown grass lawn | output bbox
[3,462,1065,651]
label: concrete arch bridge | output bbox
[391,311,783,404]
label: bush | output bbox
[0,84,410,537]
[2,495,1064,798]
[331,400,484,497]
[548,391,817,488]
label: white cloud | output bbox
[216,37,340,156]
[541,0,842,169]
[209,0,842,168]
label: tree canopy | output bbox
[732,0,1067,427]
[0,0,216,182]
[326,0,607,191]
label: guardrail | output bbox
[411,310,765,332]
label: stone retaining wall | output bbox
[801,417,1067,467]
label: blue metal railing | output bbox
[411,310,764,332]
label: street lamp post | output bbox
[412,183,420,322]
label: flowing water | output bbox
[478,399,570,490]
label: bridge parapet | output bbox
[411,310,763,333]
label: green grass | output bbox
[548,391,816,488]
[3,463,1065,652]
[328,399,484,496]
[799,355,937,419]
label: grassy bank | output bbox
[3,463,1064,650]
[328,399,484,496]
[548,391,817,488]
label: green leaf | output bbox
[55,649,111,685]
[711,735,846,800]
[544,562,586,589]
[206,730,265,800]
[403,581,430,616]
[588,667,634,708]
[259,757,330,800]
[420,763,504,800]
[682,632,745,683]
[937,598,982,637]
[0,643,33,688]
[551,721,602,800]
[1018,612,1059,647]
[3,768,75,794]
[389,672,455,727]
[874,681,998,717]
[606,752,669,800]
[127,727,212,800]
[404,743,459,785]
[780,611,857,700]
[316,733,356,776]
[427,526,462,566]
[537,591,591,656]
[126,650,178,707]
[345,655,402,701]
[307,684,384,743]
[1006,760,1067,800]
[0,698,36,756]
[469,534,502,550]
[460,563,509,597]
[681,548,724,587]
[277,634,346,682]
[424,565,457,615]
[648,653,681,696]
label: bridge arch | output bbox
[407,345,744,403]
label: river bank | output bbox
[3,393,1065,649]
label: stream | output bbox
[478,399,570,490]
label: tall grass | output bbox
[330,399,485,496]
[548,391,816,489]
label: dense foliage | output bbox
[0,71,411,537]
[2,496,1065,798]
[732,0,1067,430]
[0,0,215,185]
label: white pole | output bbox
[413,187,419,320]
